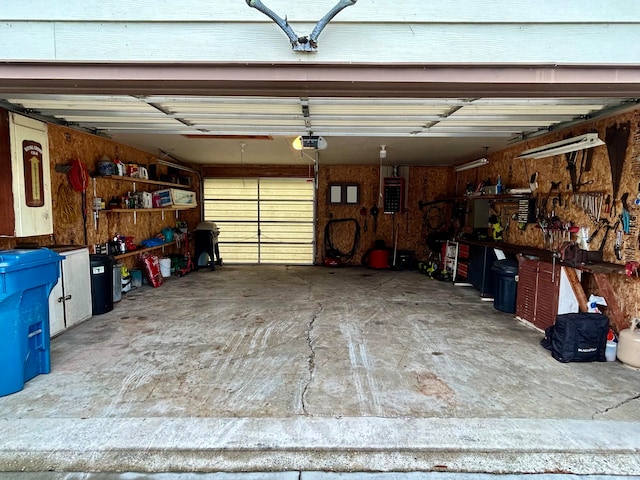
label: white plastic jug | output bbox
[617,318,640,368]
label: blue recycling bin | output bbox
[0,248,63,396]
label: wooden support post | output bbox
[593,273,627,333]
[563,267,588,312]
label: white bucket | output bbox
[159,258,172,277]
[605,341,617,362]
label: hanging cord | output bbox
[324,218,360,263]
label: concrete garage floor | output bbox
[1,266,640,477]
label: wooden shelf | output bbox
[100,206,194,213]
[95,175,193,190]
[114,241,177,260]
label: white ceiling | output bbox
[0,94,634,167]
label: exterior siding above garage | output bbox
[1,1,640,64]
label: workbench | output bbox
[452,239,630,332]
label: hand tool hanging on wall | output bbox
[565,150,579,192]
[603,194,611,215]
[620,192,631,234]
[360,206,368,232]
[615,230,623,260]
[370,205,379,232]
[593,219,619,263]
[606,122,631,214]
[587,218,608,244]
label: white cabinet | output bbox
[6,113,53,237]
[49,247,92,337]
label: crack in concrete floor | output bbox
[302,302,323,416]
[593,392,640,419]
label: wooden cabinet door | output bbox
[48,280,65,336]
[533,260,561,330]
[516,256,537,324]
[63,249,92,328]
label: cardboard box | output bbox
[154,188,197,207]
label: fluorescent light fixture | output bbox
[516,133,604,159]
[454,158,489,172]
[293,135,328,150]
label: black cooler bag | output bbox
[541,313,609,363]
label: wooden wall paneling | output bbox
[317,165,377,265]
[44,124,202,270]
[316,164,456,266]
[0,109,16,239]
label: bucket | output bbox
[605,341,617,362]
[159,258,172,278]
[369,249,389,269]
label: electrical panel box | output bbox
[383,177,405,214]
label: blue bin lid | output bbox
[0,248,63,273]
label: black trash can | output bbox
[90,254,114,315]
[491,259,519,313]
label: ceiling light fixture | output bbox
[292,135,328,150]
[157,156,198,173]
[516,132,605,159]
[454,157,489,172]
